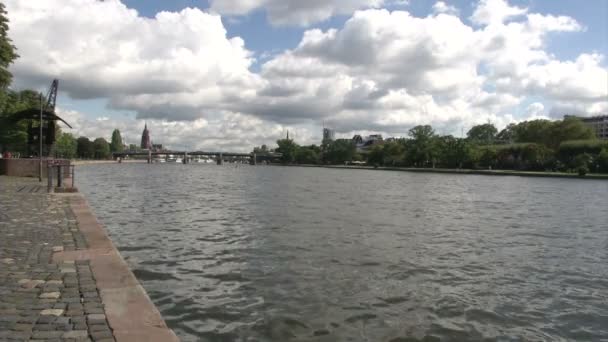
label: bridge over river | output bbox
[112,151,282,165]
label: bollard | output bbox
[57,165,63,188]
[47,164,53,192]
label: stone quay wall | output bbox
[0,159,71,178]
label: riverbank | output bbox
[283,164,608,180]
[0,176,178,342]
[72,160,146,166]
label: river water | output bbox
[76,164,608,342]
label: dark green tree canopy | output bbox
[93,138,110,159]
[54,133,77,159]
[467,123,497,144]
[110,129,124,153]
[276,138,298,163]
[0,3,18,89]
[76,136,94,159]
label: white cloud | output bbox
[6,0,258,121]
[432,2,459,16]
[471,0,527,26]
[6,0,608,150]
[209,0,384,26]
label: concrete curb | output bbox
[53,194,179,342]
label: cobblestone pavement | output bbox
[0,177,115,342]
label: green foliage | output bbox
[547,117,596,148]
[476,146,498,169]
[598,149,608,173]
[407,125,438,167]
[93,138,110,159]
[54,133,77,159]
[324,139,355,164]
[0,90,44,155]
[295,145,320,164]
[437,136,473,168]
[276,138,298,163]
[0,3,18,90]
[366,141,406,166]
[467,123,497,145]
[505,117,595,148]
[76,137,94,159]
[110,129,124,153]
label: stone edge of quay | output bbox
[52,193,180,342]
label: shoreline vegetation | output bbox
[286,164,608,180]
[262,119,608,178]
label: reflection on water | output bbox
[77,164,608,341]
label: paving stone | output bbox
[40,309,64,316]
[63,330,89,339]
[32,330,63,339]
[90,329,113,340]
[39,292,61,299]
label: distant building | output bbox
[152,144,164,152]
[352,134,383,152]
[323,128,335,142]
[565,115,608,140]
[140,123,151,149]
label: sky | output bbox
[5,0,608,151]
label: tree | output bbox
[467,123,497,145]
[76,137,94,159]
[437,136,472,168]
[110,129,124,153]
[324,139,355,164]
[295,145,320,164]
[276,138,299,164]
[0,90,45,155]
[93,138,110,159]
[0,3,18,90]
[496,123,516,143]
[512,119,553,144]
[477,146,498,169]
[367,144,384,166]
[408,125,437,167]
[598,149,608,173]
[547,117,596,148]
[54,133,77,159]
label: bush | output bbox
[578,166,589,176]
[598,149,608,173]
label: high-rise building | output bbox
[323,128,335,142]
[565,115,608,140]
[140,123,151,149]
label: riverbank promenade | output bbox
[0,176,178,342]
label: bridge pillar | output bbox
[251,153,257,165]
[147,150,151,164]
[183,152,188,164]
[217,153,223,165]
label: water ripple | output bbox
[77,164,608,341]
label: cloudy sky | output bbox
[5,0,607,151]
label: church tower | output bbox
[141,123,151,150]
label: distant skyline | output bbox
[5,0,607,151]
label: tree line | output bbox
[265,117,608,175]
[54,129,124,160]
